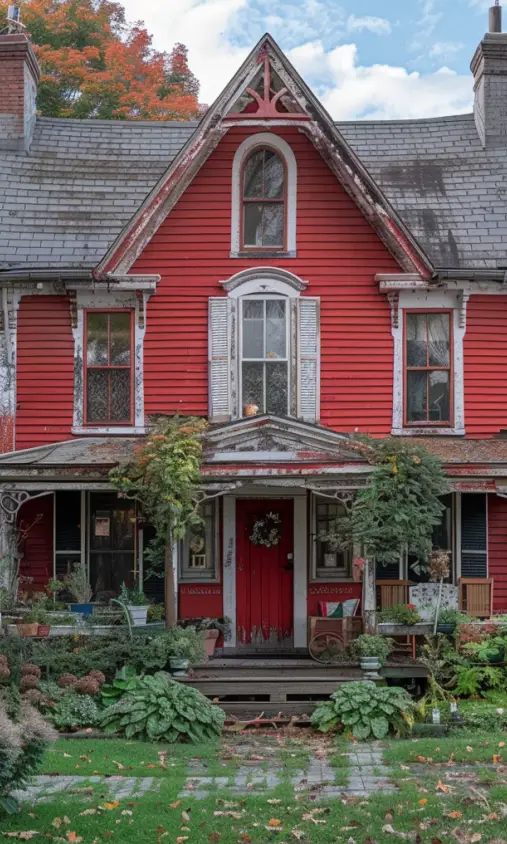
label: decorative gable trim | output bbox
[94,34,434,280]
[220,266,307,296]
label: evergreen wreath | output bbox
[249,512,282,548]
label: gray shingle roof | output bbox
[1,111,506,271]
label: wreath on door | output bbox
[250,512,282,548]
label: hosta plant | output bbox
[311,681,415,740]
[101,671,225,742]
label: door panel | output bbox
[236,499,294,648]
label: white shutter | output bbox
[208,297,231,422]
[297,297,320,423]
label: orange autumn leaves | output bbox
[0,0,200,120]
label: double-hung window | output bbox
[242,148,285,249]
[241,296,289,416]
[85,311,132,425]
[405,311,451,426]
[180,502,218,581]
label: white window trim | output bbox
[310,493,353,583]
[230,133,297,257]
[71,290,150,435]
[390,290,466,436]
[178,500,220,583]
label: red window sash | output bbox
[84,310,134,426]
[403,309,453,428]
[240,146,288,251]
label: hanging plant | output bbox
[250,512,282,548]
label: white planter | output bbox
[127,605,149,626]
[49,625,77,637]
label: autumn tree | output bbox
[0,0,200,120]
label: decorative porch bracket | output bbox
[0,488,53,524]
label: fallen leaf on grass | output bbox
[170,801,181,809]
[78,809,97,816]
[291,832,305,841]
[267,799,281,805]
[67,834,82,843]
[418,799,428,806]
[176,838,189,843]
[79,756,91,763]
[446,811,462,819]
[382,824,409,838]
[268,820,282,827]
[181,811,191,823]
[436,780,450,793]
[63,753,72,759]
[213,811,244,819]
[466,747,473,753]
[112,760,125,770]
[493,755,503,765]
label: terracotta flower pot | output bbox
[204,628,219,658]
[17,623,39,637]
[37,624,51,638]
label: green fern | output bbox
[100,672,224,743]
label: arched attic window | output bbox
[231,133,297,257]
[242,148,286,250]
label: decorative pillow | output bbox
[319,599,359,618]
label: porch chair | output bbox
[459,578,493,618]
[376,579,410,610]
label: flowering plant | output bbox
[378,603,422,625]
[250,513,282,548]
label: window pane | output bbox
[242,362,264,411]
[244,150,264,198]
[407,370,427,422]
[244,203,263,246]
[262,204,284,247]
[110,369,131,422]
[266,299,286,359]
[266,361,288,415]
[243,300,264,358]
[406,313,427,367]
[87,369,108,422]
[428,313,450,367]
[428,370,450,422]
[87,313,108,365]
[264,150,284,198]
[110,313,131,365]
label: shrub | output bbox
[101,672,225,742]
[378,604,421,625]
[49,691,101,731]
[311,681,415,740]
[0,701,56,814]
[348,634,393,665]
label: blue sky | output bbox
[121,0,496,119]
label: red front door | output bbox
[236,499,294,648]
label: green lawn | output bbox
[384,732,507,766]
[4,733,507,842]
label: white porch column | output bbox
[222,495,236,648]
[362,556,376,634]
[293,495,307,648]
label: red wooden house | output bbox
[1,9,507,650]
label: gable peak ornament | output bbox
[227,50,309,121]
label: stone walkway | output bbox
[14,743,395,804]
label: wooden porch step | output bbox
[181,675,354,705]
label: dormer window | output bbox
[242,149,285,250]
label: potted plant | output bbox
[351,633,393,672]
[316,522,343,568]
[119,582,150,626]
[68,561,93,614]
[436,608,463,635]
[16,610,39,637]
[378,603,422,626]
[179,616,231,657]
[46,578,65,610]
[166,626,206,676]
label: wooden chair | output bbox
[376,579,410,610]
[459,578,493,618]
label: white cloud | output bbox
[120,0,474,120]
[346,15,392,36]
[430,41,465,59]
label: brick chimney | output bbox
[0,34,39,152]
[471,3,507,148]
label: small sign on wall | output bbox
[94,516,110,537]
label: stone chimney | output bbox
[0,34,39,152]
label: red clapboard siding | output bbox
[133,127,400,435]
[465,296,507,437]
[18,494,54,590]
[487,494,507,613]
[16,296,75,449]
